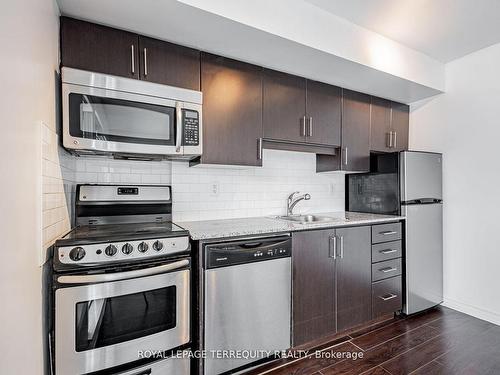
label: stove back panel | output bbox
[75,184,172,225]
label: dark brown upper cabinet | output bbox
[370,97,409,152]
[60,18,200,90]
[340,89,371,172]
[342,90,371,171]
[263,69,307,143]
[197,53,263,166]
[60,17,139,79]
[316,89,371,173]
[138,36,200,90]
[305,80,342,146]
[370,96,392,152]
[391,102,409,151]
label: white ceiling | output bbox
[306,0,500,63]
[56,0,445,103]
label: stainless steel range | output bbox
[50,184,191,375]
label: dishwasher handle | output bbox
[205,236,292,269]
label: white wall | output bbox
[0,0,60,373]
[410,42,500,325]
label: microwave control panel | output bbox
[182,110,200,146]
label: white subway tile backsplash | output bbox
[170,149,345,221]
[120,173,142,184]
[43,140,345,243]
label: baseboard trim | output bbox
[443,298,500,326]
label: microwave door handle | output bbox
[57,259,189,284]
[176,102,182,153]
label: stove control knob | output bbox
[105,245,117,257]
[138,242,149,253]
[122,243,134,255]
[153,240,164,251]
[69,247,86,261]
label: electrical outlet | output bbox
[211,182,220,196]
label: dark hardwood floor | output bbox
[242,306,500,375]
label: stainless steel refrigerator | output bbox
[346,151,443,314]
[400,151,443,314]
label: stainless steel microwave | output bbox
[62,67,202,160]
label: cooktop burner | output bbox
[56,221,188,247]
[53,184,191,269]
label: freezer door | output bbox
[403,203,443,314]
[400,151,442,202]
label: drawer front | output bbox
[372,241,402,263]
[372,276,402,318]
[372,222,402,243]
[372,258,402,282]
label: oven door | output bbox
[55,259,190,375]
[62,83,185,157]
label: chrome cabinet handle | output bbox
[257,138,263,160]
[380,230,397,236]
[308,117,313,137]
[328,235,337,259]
[131,45,135,74]
[344,147,348,166]
[143,48,148,76]
[393,131,397,148]
[387,132,393,148]
[380,249,397,254]
[379,293,398,301]
[380,266,397,273]
[175,102,182,153]
[301,116,306,136]
[339,235,344,258]
[57,259,189,284]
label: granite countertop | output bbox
[177,212,405,240]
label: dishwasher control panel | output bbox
[205,236,291,269]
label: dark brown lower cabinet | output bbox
[292,229,336,345]
[292,226,371,346]
[335,226,372,331]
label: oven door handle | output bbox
[57,259,189,284]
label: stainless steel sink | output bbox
[277,214,338,224]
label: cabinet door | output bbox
[60,17,139,79]
[138,36,200,90]
[370,96,392,152]
[306,80,341,146]
[391,102,409,151]
[341,89,371,171]
[292,230,336,346]
[335,226,372,331]
[200,53,263,166]
[263,69,306,143]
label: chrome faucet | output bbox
[287,191,311,216]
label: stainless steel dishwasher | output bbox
[203,235,292,375]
